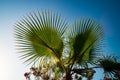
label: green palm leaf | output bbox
[67,19,104,65]
[14,11,68,65]
[99,56,120,77]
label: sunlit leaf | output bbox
[14,11,68,65]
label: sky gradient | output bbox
[0,0,120,80]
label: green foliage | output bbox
[99,56,120,77]
[14,11,67,65]
[14,11,120,80]
[67,19,104,66]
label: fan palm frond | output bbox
[14,11,68,65]
[98,55,120,77]
[67,19,104,66]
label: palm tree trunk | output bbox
[65,71,72,80]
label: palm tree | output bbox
[14,11,120,80]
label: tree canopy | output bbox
[14,11,120,80]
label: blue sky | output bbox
[0,0,120,80]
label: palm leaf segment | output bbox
[67,19,104,65]
[99,56,120,77]
[14,11,68,65]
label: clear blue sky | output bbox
[0,0,120,80]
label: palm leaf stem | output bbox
[49,47,66,72]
